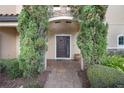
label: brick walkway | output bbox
[44,60,82,88]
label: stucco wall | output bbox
[107,24,124,48]
[106,5,124,49]
[106,5,124,24]
[47,30,80,59]
[0,27,18,59]
[16,32,20,57]
[47,20,80,59]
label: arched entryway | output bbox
[45,19,80,68]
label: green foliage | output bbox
[87,64,124,88]
[0,63,6,73]
[70,5,83,19]
[6,60,23,79]
[17,6,48,77]
[77,5,108,64]
[102,55,124,72]
[0,59,23,79]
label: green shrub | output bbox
[0,59,23,79]
[102,55,124,72]
[18,6,48,77]
[87,64,124,88]
[6,60,23,79]
[0,63,6,73]
[77,6,108,64]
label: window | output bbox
[118,35,124,48]
[119,36,124,45]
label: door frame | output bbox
[55,34,72,59]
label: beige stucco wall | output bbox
[107,24,124,48]
[47,30,80,59]
[16,32,20,57]
[47,20,80,59]
[106,5,124,48]
[106,5,124,24]
[0,27,18,59]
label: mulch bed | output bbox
[0,71,51,88]
[78,70,90,88]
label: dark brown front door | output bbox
[56,36,70,58]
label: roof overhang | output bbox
[0,15,18,27]
[0,15,18,22]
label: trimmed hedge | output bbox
[0,59,23,79]
[87,64,124,88]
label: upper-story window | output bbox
[118,35,124,48]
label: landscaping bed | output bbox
[0,59,50,88]
[0,71,50,88]
[78,70,90,88]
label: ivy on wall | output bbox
[17,6,49,77]
[77,5,108,65]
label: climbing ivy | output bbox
[77,5,108,65]
[17,5,49,77]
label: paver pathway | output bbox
[44,60,82,88]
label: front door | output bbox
[56,35,70,59]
